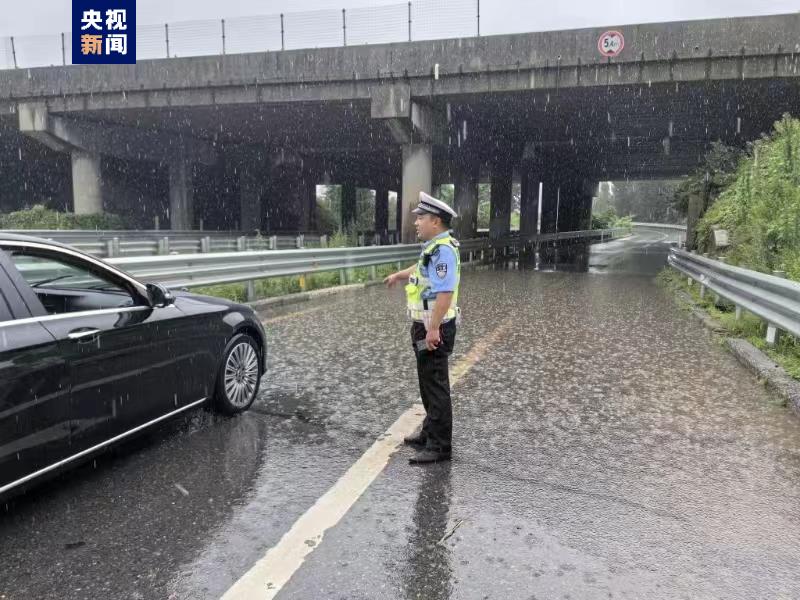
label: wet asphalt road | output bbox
[2,231,800,600]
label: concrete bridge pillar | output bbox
[239,163,265,233]
[341,182,357,232]
[168,159,194,230]
[401,144,432,243]
[71,150,104,215]
[302,173,318,233]
[375,187,389,243]
[395,182,403,236]
[520,169,539,237]
[539,177,560,234]
[489,164,513,241]
[453,162,479,240]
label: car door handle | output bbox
[68,328,101,341]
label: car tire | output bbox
[214,333,262,414]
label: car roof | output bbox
[0,232,95,256]
[0,232,148,292]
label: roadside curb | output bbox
[726,339,800,416]
[673,287,800,413]
[247,259,485,310]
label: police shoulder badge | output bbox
[435,262,448,279]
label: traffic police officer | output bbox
[384,191,461,464]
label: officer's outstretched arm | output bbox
[383,264,417,287]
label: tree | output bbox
[673,141,744,217]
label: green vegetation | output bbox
[193,228,399,303]
[658,268,800,381]
[591,207,633,231]
[672,141,744,219]
[661,115,800,379]
[0,205,129,230]
[193,264,399,303]
[693,115,800,281]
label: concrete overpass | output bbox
[1,13,798,239]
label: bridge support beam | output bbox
[70,150,104,215]
[18,102,216,222]
[168,159,194,230]
[520,145,542,238]
[341,182,357,232]
[489,164,513,241]
[375,187,389,243]
[453,162,479,240]
[401,144,432,243]
[302,173,318,233]
[239,163,265,234]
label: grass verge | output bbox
[192,263,400,304]
[658,267,800,380]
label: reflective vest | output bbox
[405,234,461,325]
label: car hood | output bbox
[170,289,253,313]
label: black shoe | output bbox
[403,432,427,447]
[409,449,452,464]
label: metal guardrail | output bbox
[631,222,687,231]
[92,229,621,295]
[2,229,402,258]
[105,238,488,290]
[6,228,622,301]
[668,248,800,344]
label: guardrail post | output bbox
[236,236,247,252]
[246,281,256,302]
[296,234,304,249]
[158,237,170,255]
[339,269,348,285]
[766,270,787,346]
[320,235,328,248]
[395,261,402,271]
[154,215,160,230]
[106,237,120,258]
[201,236,211,253]
[299,275,307,291]
[735,306,743,321]
[269,235,277,250]
[369,265,377,281]
[358,234,365,247]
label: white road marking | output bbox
[220,404,425,600]
[221,317,514,600]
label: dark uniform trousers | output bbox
[411,319,457,452]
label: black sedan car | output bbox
[0,233,267,499]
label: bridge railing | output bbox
[0,0,478,70]
[90,229,622,296]
[668,248,800,344]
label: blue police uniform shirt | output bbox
[420,231,458,301]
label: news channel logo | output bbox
[72,0,136,64]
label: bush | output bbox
[0,205,129,230]
[696,114,800,281]
[592,208,632,231]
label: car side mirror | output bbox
[146,283,175,308]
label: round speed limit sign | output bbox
[598,31,625,57]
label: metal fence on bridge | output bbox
[0,0,478,70]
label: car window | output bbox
[6,251,137,315]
